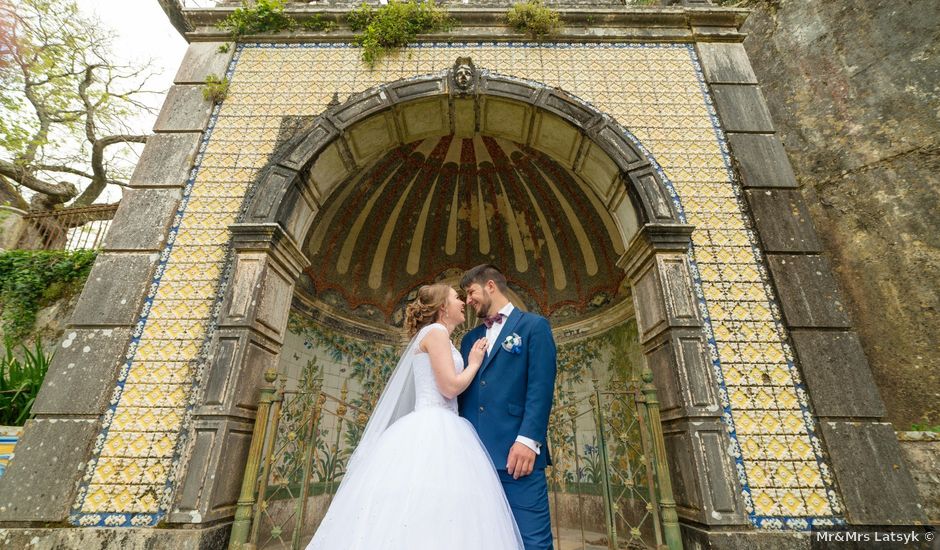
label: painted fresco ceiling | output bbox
[297,133,634,332]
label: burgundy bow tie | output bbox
[483,313,505,329]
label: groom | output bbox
[459,264,557,550]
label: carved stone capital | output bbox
[229,222,309,280]
[618,223,695,280]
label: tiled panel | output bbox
[71,42,842,531]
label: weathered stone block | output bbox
[820,421,927,525]
[766,254,852,328]
[154,85,212,133]
[646,329,719,420]
[199,329,278,418]
[897,432,940,524]
[696,43,758,84]
[745,189,821,252]
[129,133,200,188]
[174,42,234,85]
[663,418,747,526]
[70,253,156,327]
[727,133,798,189]
[0,523,231,549]
[790,330,885,418]
[169,417,254,524]
[710,85,775,133]
[102,188,180,251]
[0,418,99,522]
[679,524,810,550]
[31,328,131,416]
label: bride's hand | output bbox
[468,338,487,367]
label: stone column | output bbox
[618,223,750,529]
[169,223,308,525]
[698,41,927,526]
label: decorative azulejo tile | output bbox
[70,42,843,530]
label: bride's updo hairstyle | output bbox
[405,283,452,336]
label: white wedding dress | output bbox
[306,323,523,550]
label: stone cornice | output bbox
[171,6,749,43]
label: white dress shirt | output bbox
[485,303,541,456]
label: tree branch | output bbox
[72,134,149,206]
[0,159,78,201]
[34,164,95,180]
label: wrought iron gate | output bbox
[546,375,682,549]
[228,369,681,550]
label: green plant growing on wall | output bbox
[218,0,295,38]
[506,0,561,39]
[0,250,96,345]
[303,14,338,32]
[219,0,339,39]
[348,0,453,68]
[0,339,52,426]
[203,74,230,103]
[910,423,940,433]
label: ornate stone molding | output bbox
[244,64,683,248]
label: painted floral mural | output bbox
[279,312,648,489]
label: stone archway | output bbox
[171,62,747,533]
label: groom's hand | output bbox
[506,442,536,479]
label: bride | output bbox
[306,283,524,550]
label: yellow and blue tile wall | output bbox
[70,42,844,530]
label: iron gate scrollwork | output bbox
[229,369,681,550]
[547,373,681,550]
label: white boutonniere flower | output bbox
[502,333,523,354]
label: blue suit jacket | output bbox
[459,308,557,471]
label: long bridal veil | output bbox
[341,330,421,480]
[306,324,525,550]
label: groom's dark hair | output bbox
[460,264,509,293]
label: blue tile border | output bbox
[69,49,243,529]
[685,44,845,530]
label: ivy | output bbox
[506,0,561,39]
[348,1,452,68]
[0,250,97,346]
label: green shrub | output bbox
[0,250,96,346]
[349,1,452,68]
[218,0,295,38]
[0,339,53,426]
[203,74,230,103]
[506,0,561,39]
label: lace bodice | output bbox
[412,323,463,413]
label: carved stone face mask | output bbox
[455,64,472,89]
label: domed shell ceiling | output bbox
[298,134,632,327]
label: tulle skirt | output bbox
[306,406,523,550]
